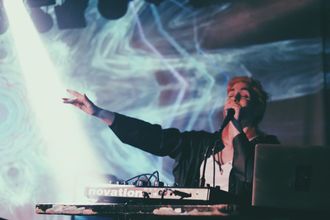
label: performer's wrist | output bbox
[94,108,115,126]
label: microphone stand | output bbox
[200,145,212,188]
[199,109,235,188]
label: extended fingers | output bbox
[66,89,84,98]
[64,89,88,103]
[62,97,78,104]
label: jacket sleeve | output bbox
[109,113,213,159]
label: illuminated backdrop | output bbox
[0,0,327,219]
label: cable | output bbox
[125,171,160,186]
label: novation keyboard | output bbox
[85,184,235,205]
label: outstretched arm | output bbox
[62,89,115,126]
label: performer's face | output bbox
[226,81,251,108]
[225,81,261,127]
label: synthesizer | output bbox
[85,184,235,204]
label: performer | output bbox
[63,76,279,205]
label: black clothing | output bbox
[110,113,279,204]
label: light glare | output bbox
[3,0,105,202]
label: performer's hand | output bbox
[63,89,115,125]
[223,99,241,120]
[222,99,243,141]
[62,89,100,116]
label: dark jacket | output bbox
[110,113,279,204]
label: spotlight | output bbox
[55,0,88,29]
[0,0,8,34]
[26,0,56,8]
[98,0,129,20]
[29,7,53,33]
